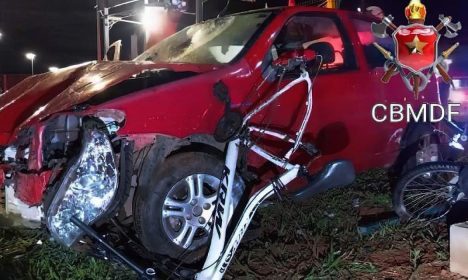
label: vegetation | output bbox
[227,169,459,279]
[0,228,134,280]
[0,170,461,279]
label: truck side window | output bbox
[352,18,395,68]
[273,15,349,71]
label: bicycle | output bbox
[72,48,356,280]
[195,48,355,279]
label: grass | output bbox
[410,248,423,269]
[0,169,457,279]
[0,228,135,280]
[227,169,454,279]
[348,261,378,274]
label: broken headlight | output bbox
[46,129,118,247]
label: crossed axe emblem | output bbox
[371,14,462,99]
[372,14,462,39]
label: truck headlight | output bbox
[46,129,118,247]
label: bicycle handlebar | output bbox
[272,49,316,73]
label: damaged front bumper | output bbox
[0,109,134,247]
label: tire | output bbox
[393,162,464,222]
[134,152,244,263]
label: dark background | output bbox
[0,0,466,74]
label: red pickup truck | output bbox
[0,6,439,262]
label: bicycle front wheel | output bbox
[393,162,465,222]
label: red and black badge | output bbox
[371,0,462,99]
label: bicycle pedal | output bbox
[300,142,319,157]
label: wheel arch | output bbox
[169,134,226,158]
[136,133,225,198]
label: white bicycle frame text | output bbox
[196,67,313,280]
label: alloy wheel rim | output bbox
[162,174,220,249]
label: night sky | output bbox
[0,0,97,74]
[0,0,467,74]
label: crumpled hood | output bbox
[0,60,211,137]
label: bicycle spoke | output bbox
[404,190,448,200]
[403,190,442,209]
[415,195,449,220]
[400,166,460,221]
[419,199,451,219]
[404,190,447,215]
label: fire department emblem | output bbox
[371,0,462,99]
[394,25,438,73]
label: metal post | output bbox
[326,0,337,8]
[196,0,203,23]
[96,1,102,61]
[31,59,34,75]
[2,75,7,93]
[130,33,138,59]
[103,7,110,56]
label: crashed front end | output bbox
[0,124,50,223]
[0,111,128,247]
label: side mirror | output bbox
[272,49,316,69]
[104,40,122,61]
[307,42,335,64]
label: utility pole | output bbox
[326,0,339,8]
[2,75,7,94]
[103,7,110,55]
[96,0,129,61]
[96,1,102,61]
[196,0,203,23]
[95,0,190,60]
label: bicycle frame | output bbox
[196,67,313,280]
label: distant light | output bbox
[141,6,166,33]
[49,66,59,73]
[25,52,36,60]
[25,52,37,75]
[0,32,3,40]
[357,7,362,12]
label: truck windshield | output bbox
[135,11,273,65]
